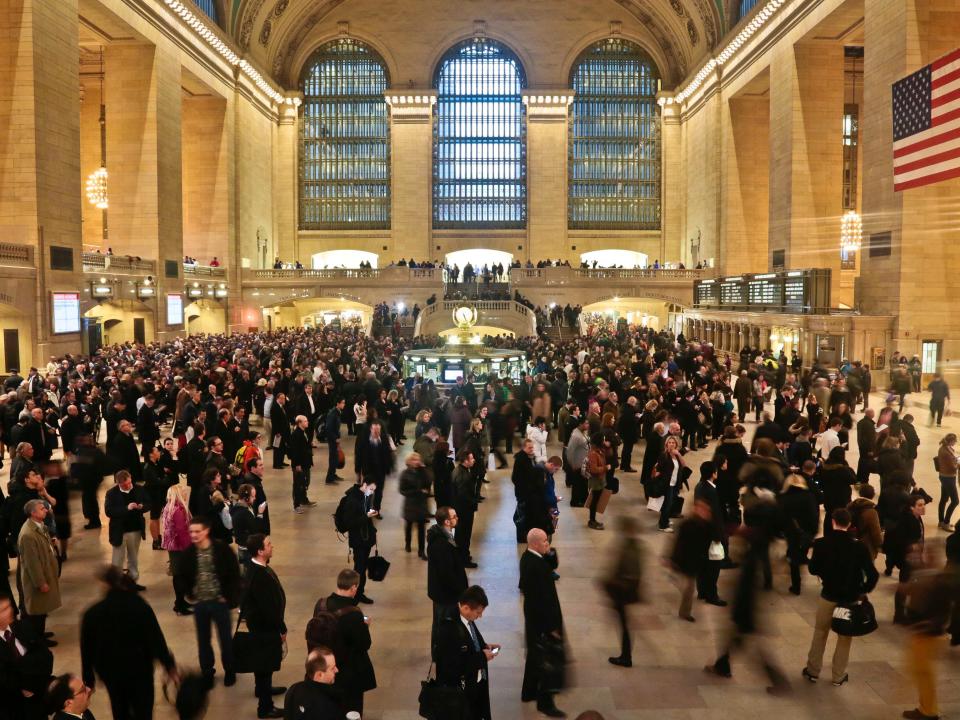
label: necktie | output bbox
[468,622,486,680]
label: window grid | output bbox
[299,39,390,230]
[569,39,661,230]
[433,39,527,229]
[738,0,760,21]
[192,0,219,24]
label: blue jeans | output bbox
[939,475,959,524]
[659,484,678,529]
[193,600,234,677]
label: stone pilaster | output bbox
[659,93,683,265]
[386,92,435,261]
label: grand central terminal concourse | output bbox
[2,0,960,718]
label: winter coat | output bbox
[17,520,61,615]
[847,497,883,559]
[399,466,431,523]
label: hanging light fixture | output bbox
[85,166,108,209]
[86,49,110,217]
[840,210,862,253]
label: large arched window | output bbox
[433,38,527,228]
[299,39,390,229]
[569,39,661,229]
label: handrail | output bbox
[82,252,156,273]
[0,242,34,267]
[184,264,227,278]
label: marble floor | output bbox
[7,389,960,720]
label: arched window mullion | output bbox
[433,38,527,229]
[298,39,390,230]
[569,38,661,230]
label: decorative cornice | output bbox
[522,91,575,119]
[384,91,436,122]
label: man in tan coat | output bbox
[17,499,61,639]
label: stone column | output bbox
[659,92,683,263]
[274,96,300,264]
[768,41,844,298]
[0,0,84,362]
[386,92,435,261]
[524,92,573,262]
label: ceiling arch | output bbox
[228,0,724,89]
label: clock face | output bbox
[454,306,475,326]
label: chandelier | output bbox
[85,167,109,209]
[840,210,862,253]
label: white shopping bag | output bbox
[487,452,497,471]
[646,496,664,513]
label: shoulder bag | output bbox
[367,547,391,582]
[831,596,878,637]
[418,663,465,720]
[232,604,283,674]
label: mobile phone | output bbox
[363,616,369,622]
[491,647,500,655]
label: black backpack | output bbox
[333,488,361,535]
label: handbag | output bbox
[232,608,282,674]
[418,663,465,720]
[367,548,391,581]
[646,496,664,513]
[708,540,725,561]
[336,445,346,469]
[831,597,878,637]
[934,455,941,473]
[606,475,620,494]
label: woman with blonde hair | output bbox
[777,474,819,594]
[160,483,192,615]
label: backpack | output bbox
[234,445,247,468]
[333,489,362,535]
[307,597,362,655]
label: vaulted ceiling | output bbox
[222,0,726,88]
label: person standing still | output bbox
[242,534,286,718]
[288,415,316,514]
[104,470,150,591]
[325,399,345,484]
[16,499,61,640]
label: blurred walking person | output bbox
[602,516,644,667]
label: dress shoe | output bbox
[536,703,567,718]
[418,552,428,560]
[174,606,194,616]
[587,520,604,530]
[789,586,801,595]
[703,664,731,678]
[134,584,147,592]
[223,672,237,687]
[84,522,102,530]
[44,639,58,647]
[269,686,287,696]
[608,656,632,667]
[152,538,162,550]
[43,631,55,638]
[802,667,818,683]
[903,709,940,720]
[303,500,318,508]
[704,597,727,607]
[464,561,479,569]
[257,707,284,719]
[357,594,374,604]
[621,466,637,473]
[679,614,696,622]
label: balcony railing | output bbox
[0,242,34,267]
[184,263,227,279]
[82,252,156,274]
[242,267,442,283]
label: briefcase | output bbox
[232,625,282,673]
[367,549,391,581]
[418,663,465,719]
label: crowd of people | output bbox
[0,321,958,720]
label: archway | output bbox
[0,302,32,373]
[83,300,155,346]
[444,249,513,274]
[311,250,379,269]
[578,297,673,333]
[580,249,649,268]
[185,300,226,335]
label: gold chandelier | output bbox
[85,166,109,209]
[840,210,862,253]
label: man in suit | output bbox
[296,384,320,443]
[451,451,479,568]
[692,461,726,606]
[856,408,877,485]
[519,528,565,717]
[288,415,315,514]
[46,673,96,720]
[242,458,271,534]
[109,420,142,483]
[104,470,150,591]
[617,396,641,472]
[16,500,61,640]
[0,591,53,720]
[243,534,286,718]
[270,393,291,469]
[185,423,208,513]
[340,480,377,604]
[641,422,667,492]
[436,585,499,720]
[325,398,345,484]
[80,565,176,720]
[135,395,159,458]
[24,409,50,464]
[283,649,341,720]
[426,506,468,658]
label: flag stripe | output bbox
[933,48,960,71]
[893,117,960,156]
[933,106,960,125]
[893,135,960,167]
[934,66,960,90]
[895,155,960,183]
[932,87,960,108]
[894,144,960,174]
[894,165,960,191]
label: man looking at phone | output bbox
[436,585,498,720]
[341,479,378,604]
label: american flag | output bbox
[892,47,960,192]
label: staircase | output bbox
[539,325,575,341]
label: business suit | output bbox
[436,614,491,720]
[80,588,175,720]
[244,562,287,714]
[288,426,313,509]
[109,431,143,482]
[518,550,563,710]
[52,712,96,720]
[451,465,478,563]
[136,404,159,457]
[324,408,342,483]
[271,401,291,469]
[0,619,53,720]
[104,484,150,582]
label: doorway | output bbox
[921,339,942,385]
[3,329,18,372]
[133,317,146,345]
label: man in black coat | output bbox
[104,470,149,591]
[0,592,53,720]
[243,534,286,718]
[341,480,377,603]
[80,567,176,720]
[242,457,271,534]
[283,649,341,720]
[135,395,159,457]
[519,528,565,717]
[325,399,345,484]
[185,424,208,511]
[426,507,468,658]
[288,415,315,513]
[640,422,666,490]
[319,569,376,715]
[46,673,96,720]
[436,586,498,720]
[692,461,725,605]
[617,396,641,471]
[855,409,877,485]
[109,420,142,483]
[296,383,320,441]
[803,508,879,685]
[271,393,291,469]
